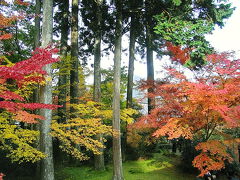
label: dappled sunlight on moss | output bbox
[56,154,196,180]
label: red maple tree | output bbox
[0,0,60,123]
[133,52,240,176]
[0,1,60,177]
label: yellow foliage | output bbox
[121,108,138,124]
[69,101,137,123]
[52,101,110,160]
[52,100,138,160]
[51,118,112,161]
[0,56,14,66]
[52,99,138,160]
[0,57,53,164]
[0,113,45,163]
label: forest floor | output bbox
[55,153,197,180]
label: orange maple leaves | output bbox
[0,0,29,41]
[133,52,240,176]
[165,42,191,64]
[14,110,45,123]
[0,13,15,40]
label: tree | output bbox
[1,1,34,62]
[112,0,124,179]
[51,100,113,161]
[0,47,59,163]
[126,0,142,108]
[145,0,155,113]
[70,0,80,117]
[154,12,212,68]
[141,0,234,113]
[56,0,70,123]
[32,0,41,112]
[0,3,61,180]
[134,51,240,176]
[92,0,105,171]
[34,0,41,49]
[39,0,55,179]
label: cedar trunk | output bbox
[70,0,79,116]
[112,0,124,179]
[126,15,137,108]
[58,0,69,123]
[39,0,54,179]
[145,0,155,114]
[93,0,105,171]
[34,0,41,178]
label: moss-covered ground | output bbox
[55,153,196,180]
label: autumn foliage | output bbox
[0,47,60,163]
[133,52,240,176]
[0,3,60,164]
[0,0,27,41]
[0,47,60,122]
[165,42,191,65]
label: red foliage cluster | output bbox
[0,47,60,123]
[165,41,191,64]
[0,47,59,86]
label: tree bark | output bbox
[70,0,79,117]
[39,0,54,179]
[93,0,105,171]
[145,0,155,114]
[34,0,41,178]
[58,0,69,123]
[112,0,124,179]
[126,14,137,108]
[34,0,41,49]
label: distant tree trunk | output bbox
[124,8,138,162]
[58,0,69,123]
[126,14,137,109]
[39,0,54,179]
[55,0,70,166]
[70,0,79,117]
[112,0,124,179]
[145,0,155,114]
[93,0,105,171]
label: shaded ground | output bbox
[56,154,196,180]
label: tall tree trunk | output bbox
[39,0,54,179]
[93,0,105,171]
[126,15,137,108]
[70,0,79,117]
[58,0,69,123]
[34,0,41,49]
[55,0,70,166]
[33,0,41,113]
[124,8,138,162]
[33,0,41,115]
[145,0,155,114]
[112,0,124,179]
[34,0,41,178]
